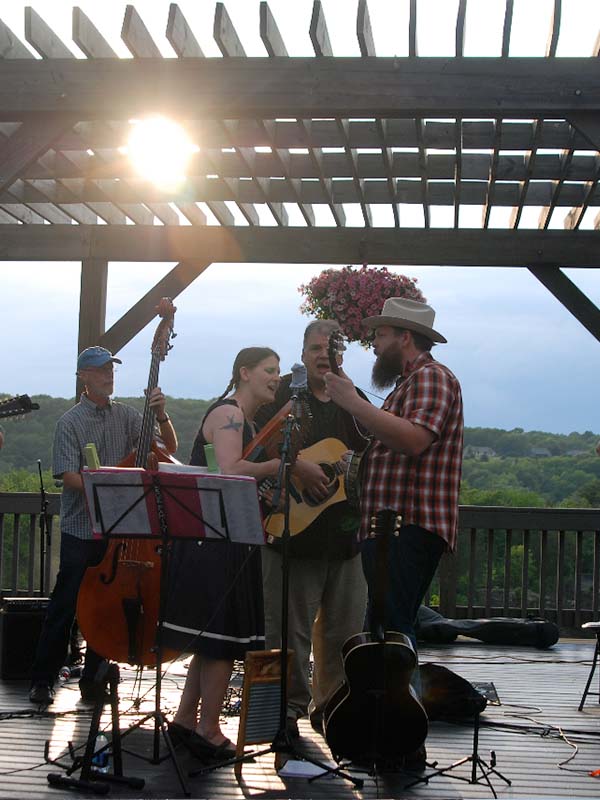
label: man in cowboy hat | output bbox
[324,297,463,767]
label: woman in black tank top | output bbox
[164,347,281,760]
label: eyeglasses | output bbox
[81,363,116,374]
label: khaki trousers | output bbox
[261,547,367,720]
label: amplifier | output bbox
[0,597,49,680]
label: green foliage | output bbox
[1,393,599,509]
[0,393,213,474]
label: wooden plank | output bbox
[176,202,206,226]
[4,57,600,120]
[0,19,33,59]
[167,3,254,227]
[215,10,288,227]
[311,1,371,226]
[501,0,514,57]
[546,0,562,58]
[409,0,418,56]
[0,116,79,195]
[49,117,599,154]
[1,224,600,267]
[0,202,45,224]
[357,0,399,226]
[24,7,75,58]
[146,203,179,226]
[259,5,315,227]
[528,263,600,342]
[99,260,211,354]
[121,4,162,57]
[23,149,600,184]
[72,7,119,58]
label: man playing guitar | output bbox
[255,319,368,738]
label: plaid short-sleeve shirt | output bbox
[359,351,464,551]
[53,394,142,540]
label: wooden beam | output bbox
[98,261,211,354]
[0,115,78,194]
[0,19,33,59]
[1,58,600,120]
[528,264,600,342]
[0,224,599,267]
[50,118,600,154]
[77,257,108,395]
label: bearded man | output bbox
[324,298,464,766]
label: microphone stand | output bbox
[268,385,362,788]
[37,460,51,596]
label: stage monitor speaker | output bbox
[0,598,49,680]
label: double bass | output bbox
[323,509,428,765]
[76,298,179,666]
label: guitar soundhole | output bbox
[302,463,339,506]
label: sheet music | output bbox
[82,466,265,545]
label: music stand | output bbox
[48,467,264,797]
[403,712,511,798]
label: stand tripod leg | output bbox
[47,663,146,794]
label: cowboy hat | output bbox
[362,297,447,343]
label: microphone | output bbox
[290,363,308,392]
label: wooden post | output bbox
[76,258,108,397]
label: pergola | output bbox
[1,0,600,361]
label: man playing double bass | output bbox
[29,346,177,706]
[324,298,464,769]
[255,319,368,739]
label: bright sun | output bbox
[125,117,198,189]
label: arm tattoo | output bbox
[221,414,243,432]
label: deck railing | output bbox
[1,493,599,634]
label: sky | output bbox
[2,0,600,435]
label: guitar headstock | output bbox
[327,329,346,375]
[0,394,40,421]
[152,298,177,361]
[369,508,402,539]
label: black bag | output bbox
[420,663,487,721]
[416,606,559,649]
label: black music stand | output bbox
[48,468,262,797]
[189,390,363,789]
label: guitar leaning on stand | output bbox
[323,509,429,771]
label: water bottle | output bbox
[58,665,82,682]
[92,733,110,774]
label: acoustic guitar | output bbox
[0,394,40,420]
[263,436,349,536]
[323,509,428,765]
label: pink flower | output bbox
[299,266,424,347]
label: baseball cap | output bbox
[77,346,122,371]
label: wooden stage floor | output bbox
[0,639,598,799]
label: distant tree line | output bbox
[1,394,599,508]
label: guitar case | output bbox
[420,663,487,721]
[415,606,559,649]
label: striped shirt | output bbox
[360,351,464,551]
[53,394,142,540]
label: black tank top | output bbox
[189,398,254,466]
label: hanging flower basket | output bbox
[299,265,425,347]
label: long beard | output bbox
[371,349,403,390]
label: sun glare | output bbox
[126,117,198,189]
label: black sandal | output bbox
[187,731,236,761]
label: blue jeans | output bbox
[30,533,107,687]
[361,524,445,691]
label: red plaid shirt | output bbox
[360,351,464,551]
